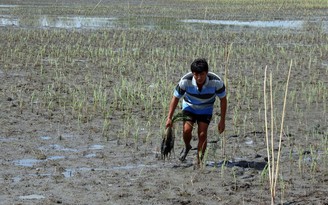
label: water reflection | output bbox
[18,194,45,200]
[181,19,304,29]
[39,16,116,29]
[43,144,78,152]
[0,5,17,8]
[0,14,327,32]
[13,158,42,167]
[89,144,104,150]
[13,156,65,167]
[0,15,116,28]
[0,15,19,26]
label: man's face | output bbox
[193,71,207,85]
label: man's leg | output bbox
[197,122,209,164]
[179,121,193,161]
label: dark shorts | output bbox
[182,110,212,125]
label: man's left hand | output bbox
[218,120,225,134]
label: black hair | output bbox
[190,58,209,73]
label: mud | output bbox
[1,0,328,204]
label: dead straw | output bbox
[274,60,292,195]
[264,60,292,204]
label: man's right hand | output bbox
[166,118,173,128]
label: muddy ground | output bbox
[2,104,326,205]
[1,0,328,205]
[1,100,327,205]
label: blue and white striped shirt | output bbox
[174,72,226,115]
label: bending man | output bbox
[166,58,227,165]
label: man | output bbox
[166,58,227,165]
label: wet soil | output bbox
[1,0,328,204]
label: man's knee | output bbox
[198,132,207,142]
[199,131,207,139]
[183,122,193,134]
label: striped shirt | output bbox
[174,72,226,115]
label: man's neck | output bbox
[197,83,203,91]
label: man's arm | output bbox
[166,96,180,128]
[218,96,227,133]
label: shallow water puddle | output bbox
[0,5,17,7]
[0,15,19,26]
[40,136,51,140]
[182,19,328,33]
[39,16,117,29]
[84,153,97,158]
[244,138,254,146]
[13,156,65,167]
[13,159,43,167]
[181,19,304,29]
[1,14,327,32]
[19,194,45,200]
[41,144,78,152]
[0,15,117,28]
[89,144,104,150]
